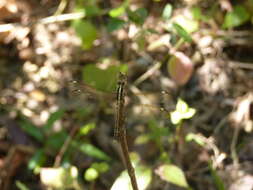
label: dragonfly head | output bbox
[117,72,127,87]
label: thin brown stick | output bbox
[0,12,85,33]
[119,132,139,190]
[133,61,162,86]
[115,72,139,190]
[54,125,78,167]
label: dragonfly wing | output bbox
[69,80,116,101]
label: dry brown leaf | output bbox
[230,93,253,132]
[0,0,18,20]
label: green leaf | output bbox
[186,133,205,146]
[135,134,150,144]
[162,4,173,20]
[73,20,97,50]
[191,6,211,21]
[173,15,199,33]
[44,109,65,131]
[148,119,169,139]
[223,5,250,29]
[107,18,126,32]
[127,7,148,25]
[172,23,192,42]
[176,98,189,113]
[75,142,111,161]
[109,0,129,17]
[82,64,121,92]
[156,164,189,188]
[170,99,196,125]
[46,131,68,150]
[209,163,225,190]
[111,164,152,190]
[176,99,196,117]
[28,149,46,172]
[109,6,126,18]
[191,6,210,22]
[16,181,30,190]
[78,122,96,136]
[20,119,44,142]
[191,7,202,20]
[109,6,126,17]
[84,5,102,17]
[84,168,99,181]
[170,111,183,125]
[181,108,196,119]
[91,162,109,173]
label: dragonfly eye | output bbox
[69,80,78,85]
[117,81,126,86]
[72,89,82,93]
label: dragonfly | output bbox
[114,72,127,140]
[68,73,173,137]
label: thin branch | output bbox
[115,73,139,190]
[39,12,85,24]
[119,132,139,190]
[0,12,85,33]
[133,61,162,86]
[229,60,253,70]
[54,0,68,16]
[54,125,78,167]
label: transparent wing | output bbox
[69,80,116,100]
[67,80,173,113]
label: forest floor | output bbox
[0,0,253,190]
